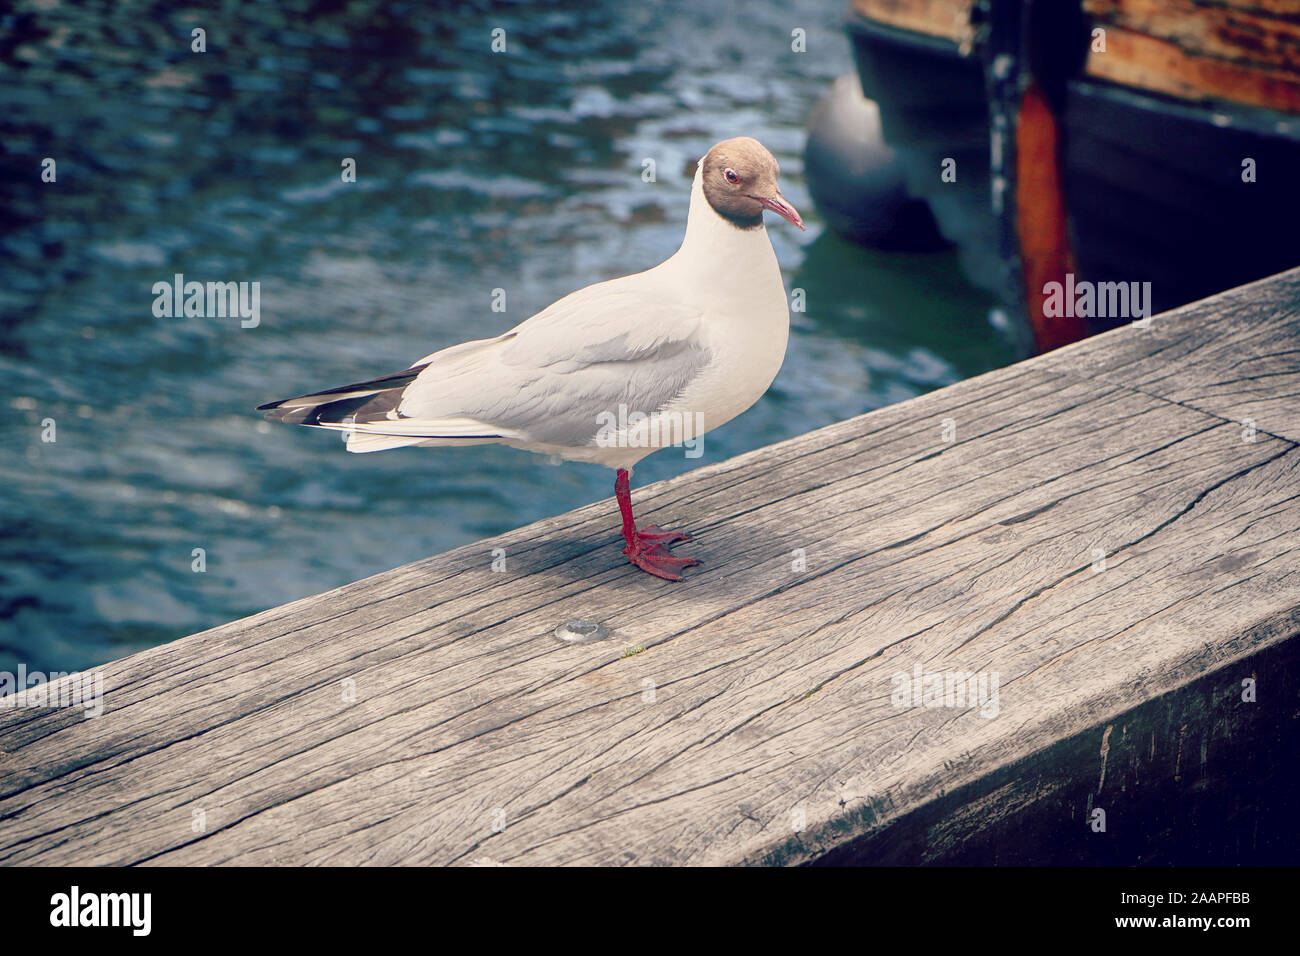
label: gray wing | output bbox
[397,278,710,447]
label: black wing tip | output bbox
[257,398,312,424]
[253,363,429,417]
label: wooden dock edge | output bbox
[2,267,1298,866]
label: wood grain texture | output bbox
[2,268,1298,866]
[857,0,1300,111]
[1084,0,1300,112]
[852,0,973,45]
[1038,267,1300,442]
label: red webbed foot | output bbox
[614,468,700,581]
[634,524,692,546]
[623,531,701,582]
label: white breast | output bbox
[503,167,793,471]
[649,168,791,444]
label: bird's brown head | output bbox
[700,136,804,232]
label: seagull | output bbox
[258,136,804,581]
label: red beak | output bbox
[752,193,805,231]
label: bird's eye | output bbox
[724,168,740,184]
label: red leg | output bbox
[615,468,700,581]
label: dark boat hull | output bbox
[841,1,1300,340]
[1065,80,1300,318]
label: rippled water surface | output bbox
[0,0,1019,671]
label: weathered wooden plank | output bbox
[851,0,973,46]
[1084,0,1300,112]
[1038,267,1300,441]
[852,0,1300,112]
[1,269,1298,866]
[812,633,1300,865]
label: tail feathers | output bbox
[311,417,514,439]
[343,432,428,454]
[305,416,519,453]
[259,365,520,452]
[257,365,429,424]
[344,433,499,453]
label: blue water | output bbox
[0,0,1019,672]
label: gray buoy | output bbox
[804,74,945,250]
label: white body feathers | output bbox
[268,165,792,472]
